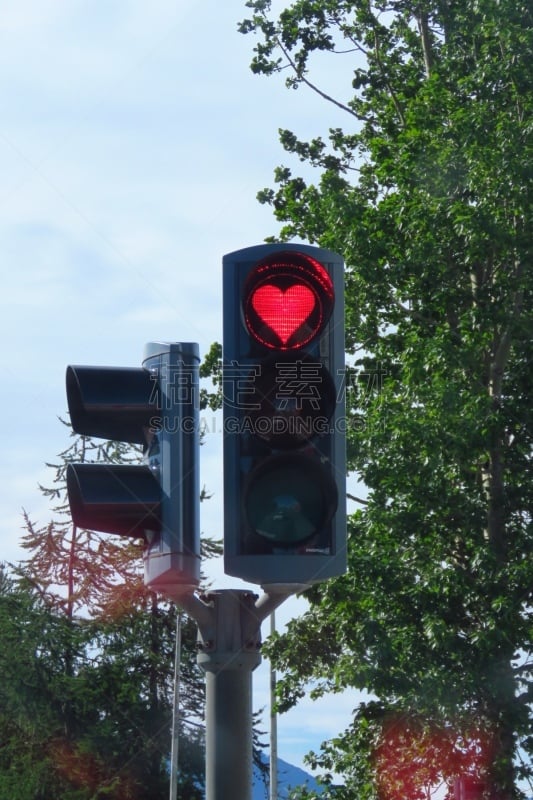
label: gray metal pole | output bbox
[196,591,261,800]
[269,611,278,800]
[169,611,182,800]
[171,588,292,800]
[205,668,255,799]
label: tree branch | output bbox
[416,8,434,78]
[276,38,360,120]
[347,493,368,505]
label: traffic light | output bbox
[223,243,346,586]
[66,341,201,593]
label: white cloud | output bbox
[0,0,357,775]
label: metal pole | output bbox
[196,591,261,800]
[171,588,292,800]
[169,610,182,800]
[205,667,255,798]
[269,611,278,800]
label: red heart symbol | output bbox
[252,284,315,344]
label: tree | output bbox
[5,423,218,799]
[238,1,532,797]
[0,566,67,800]
[0,562,207,800]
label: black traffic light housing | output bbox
[66,341,201,593]
[223,244,346,587]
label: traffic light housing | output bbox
[223,244,346,587]
[66,341,201,593]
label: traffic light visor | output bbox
[243,251,334,350]
[66,463,160,537]
[66,365,155,444]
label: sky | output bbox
[0,0,361,778]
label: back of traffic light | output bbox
[66,341,201,593]
[223,244,346,587]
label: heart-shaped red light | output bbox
[251,284,315,345]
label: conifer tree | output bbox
[7,421,219,799]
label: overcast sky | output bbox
[0,0,362,776]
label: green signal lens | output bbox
[244,454,337,546]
